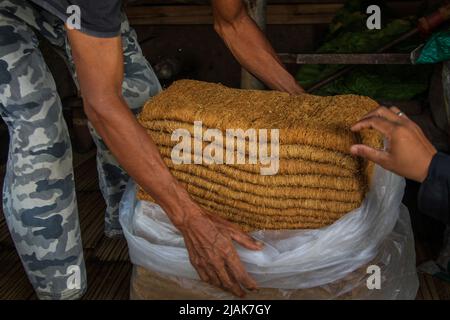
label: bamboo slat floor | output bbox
[0,152,449,300]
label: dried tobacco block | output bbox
[137,80,382,230]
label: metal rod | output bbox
[306,28,419,93]
[376,28,419,53]
[279,53,412,65]
[307,66,355,93]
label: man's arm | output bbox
[66,28,263,297]
[351,106,449,223]
[212,0,304,94]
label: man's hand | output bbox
[350,106,437,182]
[177,202,263,297]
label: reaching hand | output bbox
[350,106,437,183]
[174,201,263,297]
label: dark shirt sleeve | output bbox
[418,152,450,224]
[70,0,122,38]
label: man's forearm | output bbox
[214,12,303,94]
[84,96,194,226]
[66,29,197,226]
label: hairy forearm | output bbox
[84,97,194,226]
[215,14,303,94]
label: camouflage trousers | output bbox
[0,0,161,299]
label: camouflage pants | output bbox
[0,0,161,299]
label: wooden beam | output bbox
[279,53,413,65]
[126,2,422,25]
[126,4,341,25]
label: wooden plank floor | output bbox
[0,152,449,300]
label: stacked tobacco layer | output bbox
[137,80,382,231]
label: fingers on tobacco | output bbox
[351,116,395,136]
[362,106,396,122]
[389,106,409,119]
[361,106,406,124]
[350,144,390,166]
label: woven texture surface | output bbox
[137,80,382,230]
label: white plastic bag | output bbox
[120,165,419,299]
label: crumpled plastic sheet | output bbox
[120,165,419,299]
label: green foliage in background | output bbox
[296,0,432,100]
